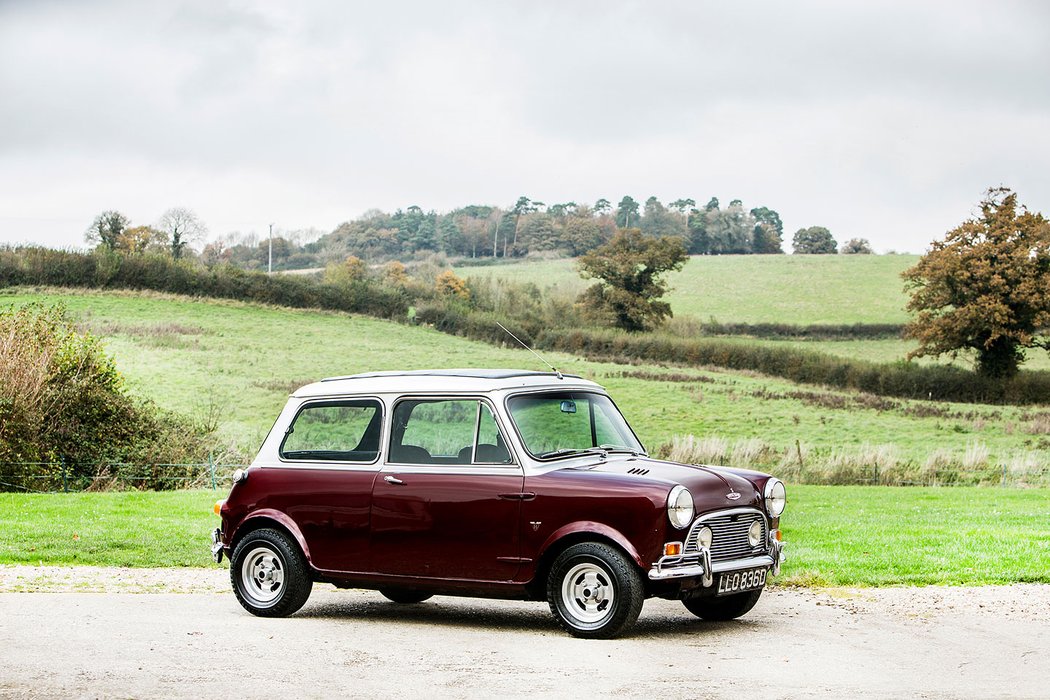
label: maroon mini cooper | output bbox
[211,369,786,638]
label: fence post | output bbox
[209,453,216,491]
[61,457,68,493]
[794,440,804,483]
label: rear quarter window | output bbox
[280,399,383,463]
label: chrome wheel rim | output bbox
[241,545,285,606]
[560,561,615,627]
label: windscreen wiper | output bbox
[538,447,609,460]
[598,444,647,457]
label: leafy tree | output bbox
[393,206,437,252]
[751,206,784,254]
[840,238,874,254]
[577,229,687,332]
[517,212,559,252]
[669,198,695,214]
[85,210,131,249]
[641,196,686,238]
[594,198,612,215]
[453,214,488,258]
[561,210,606,255]
[792,226,837,254]
[116,225,166,254]
[707,200,754,254]
[615,196,640,229]
[436,270,470,301]
[507,196,538,257]
[902,187,1050,377]
[157,207,207,259]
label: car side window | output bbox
[390,399,512,465]
[280,400,382,462]
[474,404,512,464]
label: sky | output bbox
[1,0,1048,253]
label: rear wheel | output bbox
[682,589,762,621]
[379,588,433,604]
[546,542,644,639]
[230,528,312,617]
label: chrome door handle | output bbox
[384,475,405,485]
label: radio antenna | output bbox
[496,322,563,379]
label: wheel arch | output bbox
[528,522,646,598]
[229,510,313,567]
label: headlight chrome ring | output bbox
[764,478,787,517]
[667,485,694,529]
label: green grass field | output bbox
[3,287,1047,473]
[0,285,1045,476]
[1,487,1046,586]
[457,254,919,325]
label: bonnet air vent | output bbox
[627,467,650,476]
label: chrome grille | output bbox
[684,508,767,563]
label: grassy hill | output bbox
[456,254,919,325]
[2,287,1047,484]
[458,254,1050,372]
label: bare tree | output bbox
[157,207,208,259]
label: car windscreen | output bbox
[506,391,644,459]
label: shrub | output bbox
[0,304,220,491]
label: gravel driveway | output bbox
[1,566,1046,699]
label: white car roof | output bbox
[291,368,604,398]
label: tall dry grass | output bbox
[655,434,1050,487]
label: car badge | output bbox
[726,490,741,501]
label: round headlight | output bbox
[764,478,786,517]
[748,520,763,547]
[696,526,713,550]
[667,485,694,529]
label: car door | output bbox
[369,397,525,581]
[271,398,383,573]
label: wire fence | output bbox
[0,460,250,494]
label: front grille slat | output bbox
[684,508,767,563]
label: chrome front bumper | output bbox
[210,528,224,564]
[648,538,785,583]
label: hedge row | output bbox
[0,247,408,319]
[695,320,904,340]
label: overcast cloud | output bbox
[1,0,1048,252]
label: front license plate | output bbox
[716,567,767,596]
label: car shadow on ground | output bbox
[292,592,772,640]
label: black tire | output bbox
[546,542,645,639]
[379,588,433,604]
[682,588,762,621]
[230,528,313,617]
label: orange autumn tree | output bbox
[902,188,1050,377]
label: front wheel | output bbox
[230,528,313,617]
[546,542,644,639]
[682,588,762,621]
